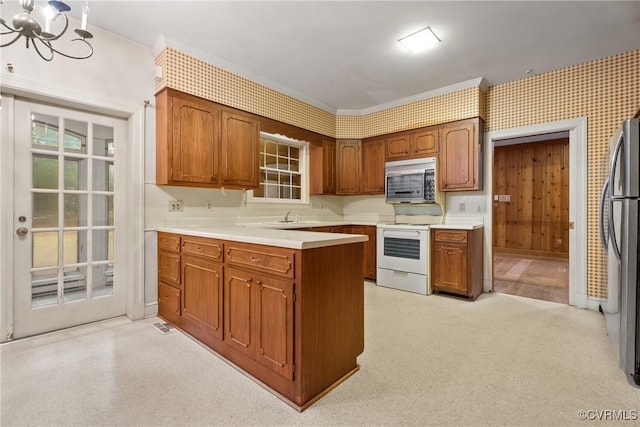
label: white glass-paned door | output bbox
[13,100,127,338]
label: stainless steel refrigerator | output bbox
[600,117,640,387]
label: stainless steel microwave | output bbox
[385,157,437,204]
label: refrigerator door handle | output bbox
[599,177,610,249]
[609,132,624,198]
[609,197,623,261]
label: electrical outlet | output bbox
[459,202,466,212]
[169,200,183,212]
[206,201,214,209]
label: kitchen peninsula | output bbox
[156,225,367,410]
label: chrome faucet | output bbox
[283,211,292,222]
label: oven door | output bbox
[376,227,428,275]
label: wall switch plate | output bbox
[206,201,214,209]
[169,200,184,212]
[459,202,466,212]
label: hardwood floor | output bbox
[493,251,569,304]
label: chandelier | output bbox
[0,0,93,61]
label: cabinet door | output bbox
[439,118,480,191]
[254,274,294,380]
[386,133,411,160]
[361,138,386,194]
[323,138,337,194]
[220,110,259,189]
[412,128,439,156]
[351,225,376,280]
[432,242,468,294]
[309,138,336,195]
[182,255,223,340]
[336,139,362,194]
[171,95,220,184]
[224,267,254,357]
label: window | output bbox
[251,132,308,203]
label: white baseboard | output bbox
[587,298,606,313]
[144,302,158,318]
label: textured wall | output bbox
[485,50,640,298]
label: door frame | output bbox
[0,86,146,341]
[484,117,588,308]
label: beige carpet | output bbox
[2,282,638,426]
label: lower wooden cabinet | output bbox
[156,231,364,410]
[350,225,377,280]
[182,254,223,342]
[431,227,484,300]
[224,266,294,380]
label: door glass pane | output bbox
[92,264,113,297]
[92,195,113,226]
[33,156,58,189]
[93,230,113,262]
[33,232,58,268]
[31,113,59,149]
[64,194,87,227]
[63,119,87,153]
[92,159,113,191]
[63,230,85,265]
[93,124,114,157]
[33,193,58,228]
[63,266,87,303]
[31,269,59,307]
[63,158,87,190]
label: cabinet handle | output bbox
[250,256,261,262]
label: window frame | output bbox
[247,132,310,205]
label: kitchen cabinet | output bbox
[385,126,439,161]
[361,137,386,194]
[310,138,336,195]
[220,110,260,188]
[439,117,483,191]
[350,225,377,280]
[156,230,364,410]
[336,139,362,194]
[181,235,224,345]
[224,266,294,380]
[155,88,260,189]
[157,233,182,324]
[431,227,484,300]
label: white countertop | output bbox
[157,225,368,250]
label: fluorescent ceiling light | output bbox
[398,27,441,54]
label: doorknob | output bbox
[16,227,29,237]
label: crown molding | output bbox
[336,77,487,116]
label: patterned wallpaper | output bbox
[485,50,640,298]
[155,48,482,139]
[155,47,640,299]
[155,48,336,137]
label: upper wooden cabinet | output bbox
[386,126,439,161]
[361,137,386,194]
[310,138,336,195]
[336,139,362,195]
[220,110,259,188]
[439,117,483,191]
[156,88,259,189]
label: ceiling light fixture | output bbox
[0,0,94,61]
[398,26,441,54]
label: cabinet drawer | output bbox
[226,242,295,279]
[158,281,181,323]
[158,232,180,252]
[434,229,468,244]
[158,251,181,285]
[182,236,223,261]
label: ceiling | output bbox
[59,1,640,112]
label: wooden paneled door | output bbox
[493,138,569,257]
